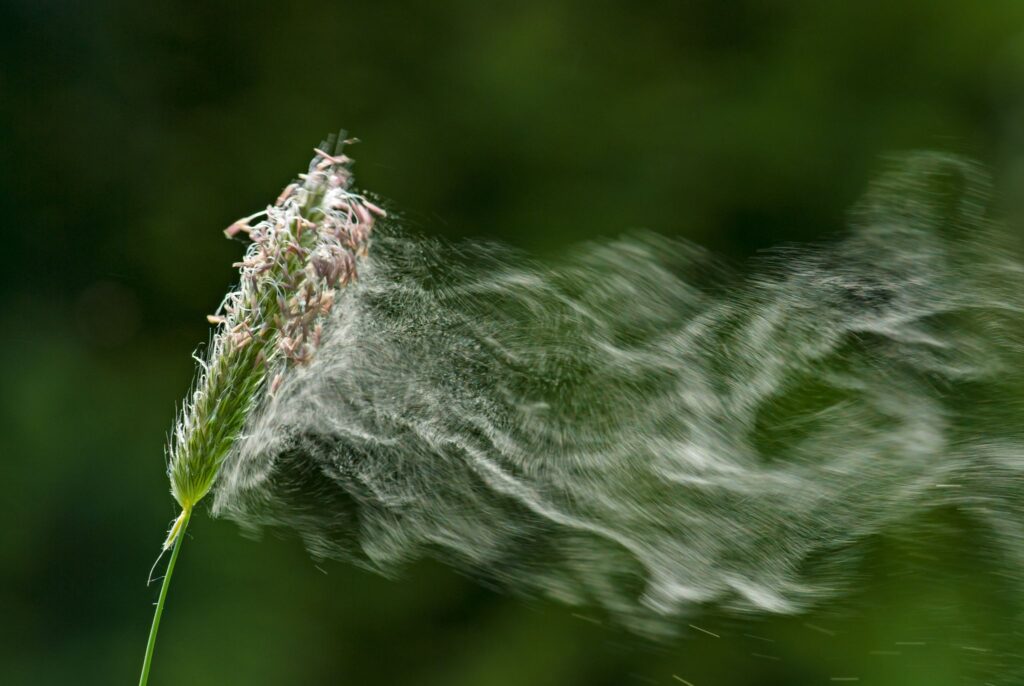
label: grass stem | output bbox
[139,509,191,686]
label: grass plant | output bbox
[138,135,383,686]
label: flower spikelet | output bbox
[165,137,384,542]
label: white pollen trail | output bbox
[213,153,1024,638]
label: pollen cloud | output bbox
[214,154,1024,637]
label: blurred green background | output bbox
[2,1,1024,684]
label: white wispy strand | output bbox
[213,153,1024,639]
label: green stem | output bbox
[139,509,191,686]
